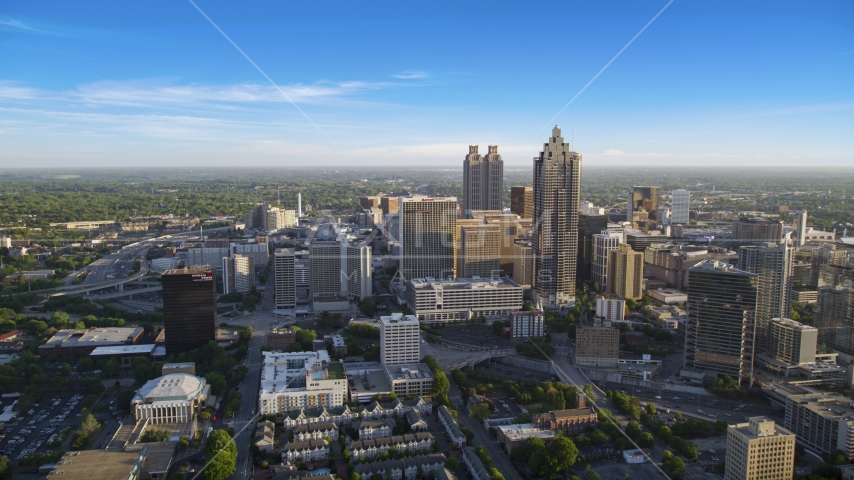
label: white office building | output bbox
[222,254,255,294]
[592,231,623,291]
[380,314,420,366]
[404,277,523,322]
[596,297,626,321]
[274,248,296,311]
[671,189,691,225]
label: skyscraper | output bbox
[533,126,582,308]
[810,244,848,285]
[671,189,690,225]
[737,242,793,353]
[457,223,500,278]
[400,196,457,281]
[222,254,255,294]
[815,264,854,354]
[274,248,296,310]
[510,186,533,219]
[607,243,644,301]
[725,417,795,480]
[794,211,808,247]
[684,260,758,385]
[731,217,784,242]
[462,145,503,216]
[591,231,622,291]
[380,313,420,366]
[628,186,660,230]
[577,214,609,285]
[162,268,217,355]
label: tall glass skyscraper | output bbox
[399,196,457,281]
[532,126,581,308]
[737,242,793,354]
[162,268,217,355]
[684,260,758,385]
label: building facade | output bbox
[577,214,610,285]
[592,231,622,291]
[510,186,533,219]
[767,318,817,365]
[457,224,501,279]
[258,351,347,414]
[512,242,534,288]
[738,242,793,353]
[815,264,854,354]
[628,186,660,231]
[222,254,255,294]
[132,373,210,424]
[532,126,582,308]
[274,248,296,310]
[684,260,758,385]
[510,310,544,338]
[724,417,795,480]
[462,145,503,216]
[732,218,784,242]
[403,277,523,322]
[575,320,619,367]
[783,390,854,460]
[162,268,217,355]
[671,189,690,225]
[400,197,457,281]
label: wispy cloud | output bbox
[0,79,412,109]
[393,71,429,79]
[0,18,35,30]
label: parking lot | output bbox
[436,325,517,350]
[0,393,89,461]
[477,361,554,383]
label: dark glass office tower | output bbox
[577,214,608,285]
[162,268,217,355]
[684,260,758,386]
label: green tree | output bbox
[203,430,237,480]
[682,443,698,461]
[116,389,136,412]
[583,383,597,402]
[646,403,657,415]
[637,432,654,448]
[359,297,377,318]
[469,403,491,423]
[625,420,642,439]
[445,457,459,470]
[60,362,72,377]
[350,473,361,480]
[103,358,121,379]
[0,456,9,480]
[548,436,579,473]
[206,372,228,394]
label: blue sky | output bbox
[1,1,852,168]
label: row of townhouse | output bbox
[293,422,339,442]
[281,397,432,428]
[437,405,467,448]
[353,454,446,480]
[462,447,490,480]
[353,419,395,440]
[282,439,330,463]
[347,433,435,459]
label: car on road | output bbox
[655,396,661,399]
[697,409,704,413]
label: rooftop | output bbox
[43,450,143,480]
[380,313,419,325]
[407,277,521,290]
[497,423,556,442]
[730,417,794,439]
[136,373,207,402]
[384,363,435,382]
[89,344,157,356]
[42,327,143,348]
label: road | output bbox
[228,264,277,480]
[448,380,523,480]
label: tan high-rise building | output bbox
[462,145,503,217]
[724,417,795,480]
[400,196,457,281]
[360,196,380,210]
[469,211,529,277]
[510,186,533,219]
[533,127,581,308]
[811,244,848,285]
[458,223,500,278]
[732,217,784,242]
[607,244,643,300]
[513,241,534,288]
[575,319,619,367]
[380,196,399,215]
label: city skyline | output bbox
[1,1,852,167]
